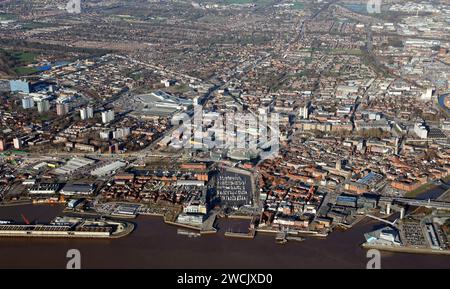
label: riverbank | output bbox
[361,243,450,256]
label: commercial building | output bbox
[10,80,30,93]
[54,157,96,175]
[29,183,60,194]
[176,213,204,226]
[91,161,126,177]
[414,122,429,139]
[60,184,94,196]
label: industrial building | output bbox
[91,161,126,177]
[54,157,96,175]
[60,184,94,196]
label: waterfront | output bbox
[438,93,450,116]
[0,205,449,269]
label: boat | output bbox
[286,236,305,242]
[177,229,201,238]
[0,220,11,225]
[275,231,288,244]
[276,238,288,244]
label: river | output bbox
[0,204,449,269]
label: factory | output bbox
[60,184,95,196]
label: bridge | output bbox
[379,196,450,210]
[365,214,398,228]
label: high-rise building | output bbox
[22,97,35,109]
[101,110,115,124]
[56,103,70,116]
[13,138,23,150]
[420,87,433,101]
[0,139,5,151]
[86,106,94,118]
[299,105,309,119]
[80,106,94,120]
[37,100,50,113]
[113,127,131,139]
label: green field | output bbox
[14,66,38,76]
[0,13,16,21]
[4,50,39,76]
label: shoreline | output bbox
[361,243,450,256]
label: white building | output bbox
[420,87,433,101]
[22,97,34,109]
[101,110,115,124]
[80,106,94,120]
[414,122,428,139]
[37,100,50,113]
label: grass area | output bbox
[218,0,272,5]
[405,183,437,198]
[0,49,37,64]
[3,50,39,76]
[291,2,304,10]
[22,22,55,30]
[0,13,16,21]
[14,66,38,76]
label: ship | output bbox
[0,216,134,239]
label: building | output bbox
[80,106,94,120]
[414,122,428,139]
[29,183,60,194]
[101,110,115,124]
[67,199,84,209]
[37,100,50,113]
[91,161,126,177]
[22,97,35,109]
[56,103,70,116]
[13,138,23,150]
[176,213,204,226]
[298,105,309,119]
[420,87,433,101]
[60,184,94,196]
[0,139,5,151]
[112,127,130,139]
[10,80,30,93]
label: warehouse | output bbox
[60,184,94,196]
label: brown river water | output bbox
[0,204,448,269]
